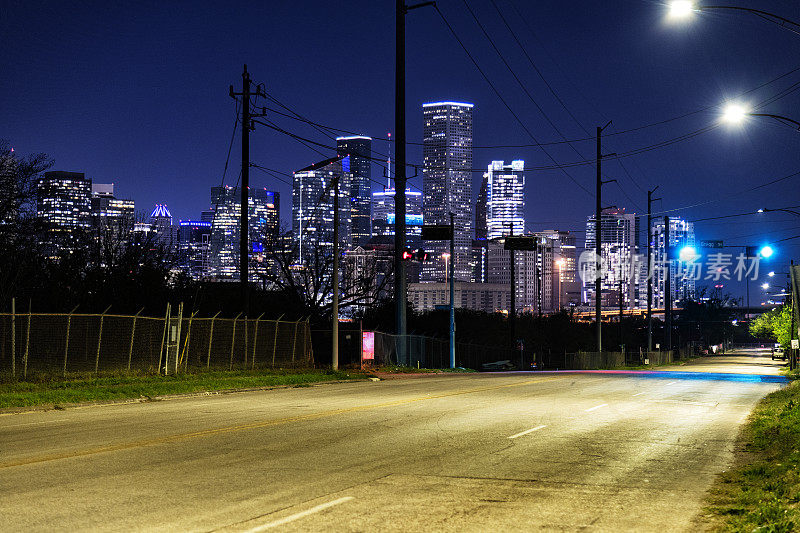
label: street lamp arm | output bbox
[703,6,800,35]
[749,113,800,131]
[762,207,800,218]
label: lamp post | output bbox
[667,2,800,36]
[556,258,566,311]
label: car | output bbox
[771,348,786,360]
[481,360,515,371]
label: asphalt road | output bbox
[0,352,787,532]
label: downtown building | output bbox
[651,216,696,308]
[485,160,524,239]
[487,230,579,314]
[371,185,423,247]
[421,101,474,283]
[336,136,372,247]
[149,204,176,251]
[292,156,351,265]
[583,208,642,310]
[90,183,135,234]
[209,186,280,280]
[36,171,92,255]
[178,220,212,279]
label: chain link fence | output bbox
[0,311,313,380]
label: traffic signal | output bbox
[402,249,414,260]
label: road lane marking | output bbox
[243,497,354,532]
[665,381,677,385]
[632,392,647,397]
[585,403,608,412]
[0,375,567,469]
[508,425,546,439]
[2,418,72,428]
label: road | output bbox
[0,352,787,532]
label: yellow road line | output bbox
[1,375,564,469]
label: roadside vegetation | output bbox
[0,369,364,409]
[705,380,800,531]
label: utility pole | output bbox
[449,212,455,369]
[508,222,516,364]
[229,65,265,317]
[647,186,660,352]
[595,121,614,353]
[332,176,340,370]
[664,215,672,353]
[619,278,624,351]
[395,0,434,366]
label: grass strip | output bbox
[0,369,363,409]
[704,379,800,531]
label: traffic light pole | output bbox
[664,216,672,353]
[647,186,660,352]
[240,66,251,317]
[332,176,340,370]
[449,212,455,369]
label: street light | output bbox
[679,245,698,262]
[667,0,695,20]
[665,2,800,36]
[720,102,800,131]
[556,258,566,310]
[759,245,774,258]
[762,282,770,290]
[442,252,450,281]
[759,207,800,218]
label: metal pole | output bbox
[332,175,340,370]
[10,297,15,378]
[790,260,796,371]
[647,187,659,352]
[207,311,220,368]
[174,302,183,375]
[240,64,251,318]
[595,126,602,353]
[449,212,455,369]
[23,299,31,379]
[127,307,143,372]
[230,312,241,370]
[158,303,170,375]
[95,305,111,375]
[292,319,299,363]
[252,313,263,369]
[619,278,623,351]
[664,216,672,352]
[508,222,516,365]
[65,305,79,377]
[272,313,284,368]
[395,0,408,365]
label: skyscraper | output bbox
[336,136,372,247]
[292,156,351,263]
[209,186,280,280]
[422,101,474,282]
[652,217,696,307]
[36,171,91,254]
[371,186,423,245]
[178,220,212,279]
[90,183,135,232]
[150,204,175,251]
[583,208,641,309]
[485,160,524,239]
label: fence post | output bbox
[244,317,249,369]
[23,299,31,379]
[291,318,299,363]
[64,305,79,377]
[272,314,284,368]
[95,305,111,375]
[10,298,15,378]
[158,303,170,375]
[252,313,264,370]
[207,311,219,368]
[174,302,183,375]
[230,313,241,370]
[127,307,143,372]
[181,309,196,372]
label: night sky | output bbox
[3,0,800,299]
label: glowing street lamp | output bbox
[759,245,774,258]
[665,2,800,36]
[442,252,451,281]
[667,0,695,20]
[719,102,800,130]
[678,245,698,262]
[761,282,770,290]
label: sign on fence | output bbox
[362,331,375,360]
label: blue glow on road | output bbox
[530,370,789,384]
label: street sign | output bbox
[361,331,375,360]
[701,240,724,249]
[792,339,799,350]
[421,224,453,241]
[504,236,536,251]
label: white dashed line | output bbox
[585,403,608,412]
[508,425,547,439]
[665,381,677,386]
[632,392,647,397]
[243,497,354,532]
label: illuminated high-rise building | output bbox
[36,171,91,254]
[178,220,212,279]
[652,217,696,307]
[292,156,351,263]
[422,101,474,282]
[209,186,280,280]
[90,183,135,232]
[149,204,175,251]
[336,136,372,247]
[485,160,524,239]
[583,208,642,309]
[371,186,423,247]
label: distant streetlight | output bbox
[667,0,695,20]
[761,282,770,290]
[759,245,774,258]
[678,245,698,262]
[556,258,566,310]
[768,271,775,277]
[442,252,451,281]
[758,207,800,218]
[719,102,800,130]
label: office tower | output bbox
[200,209,215,223]
[422,101,474,282]
[336,136,372,247]
[178,220,212,279]
[292,156,351,264]
[371,186,423,247]
[652,217,696,307]
[90,183,135,234]
[584,208,641,309]
[36,171,91,254]
[209,186,280,280]
[149,204,175,251]
[475,174,488,241]
[485,160,524,239]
